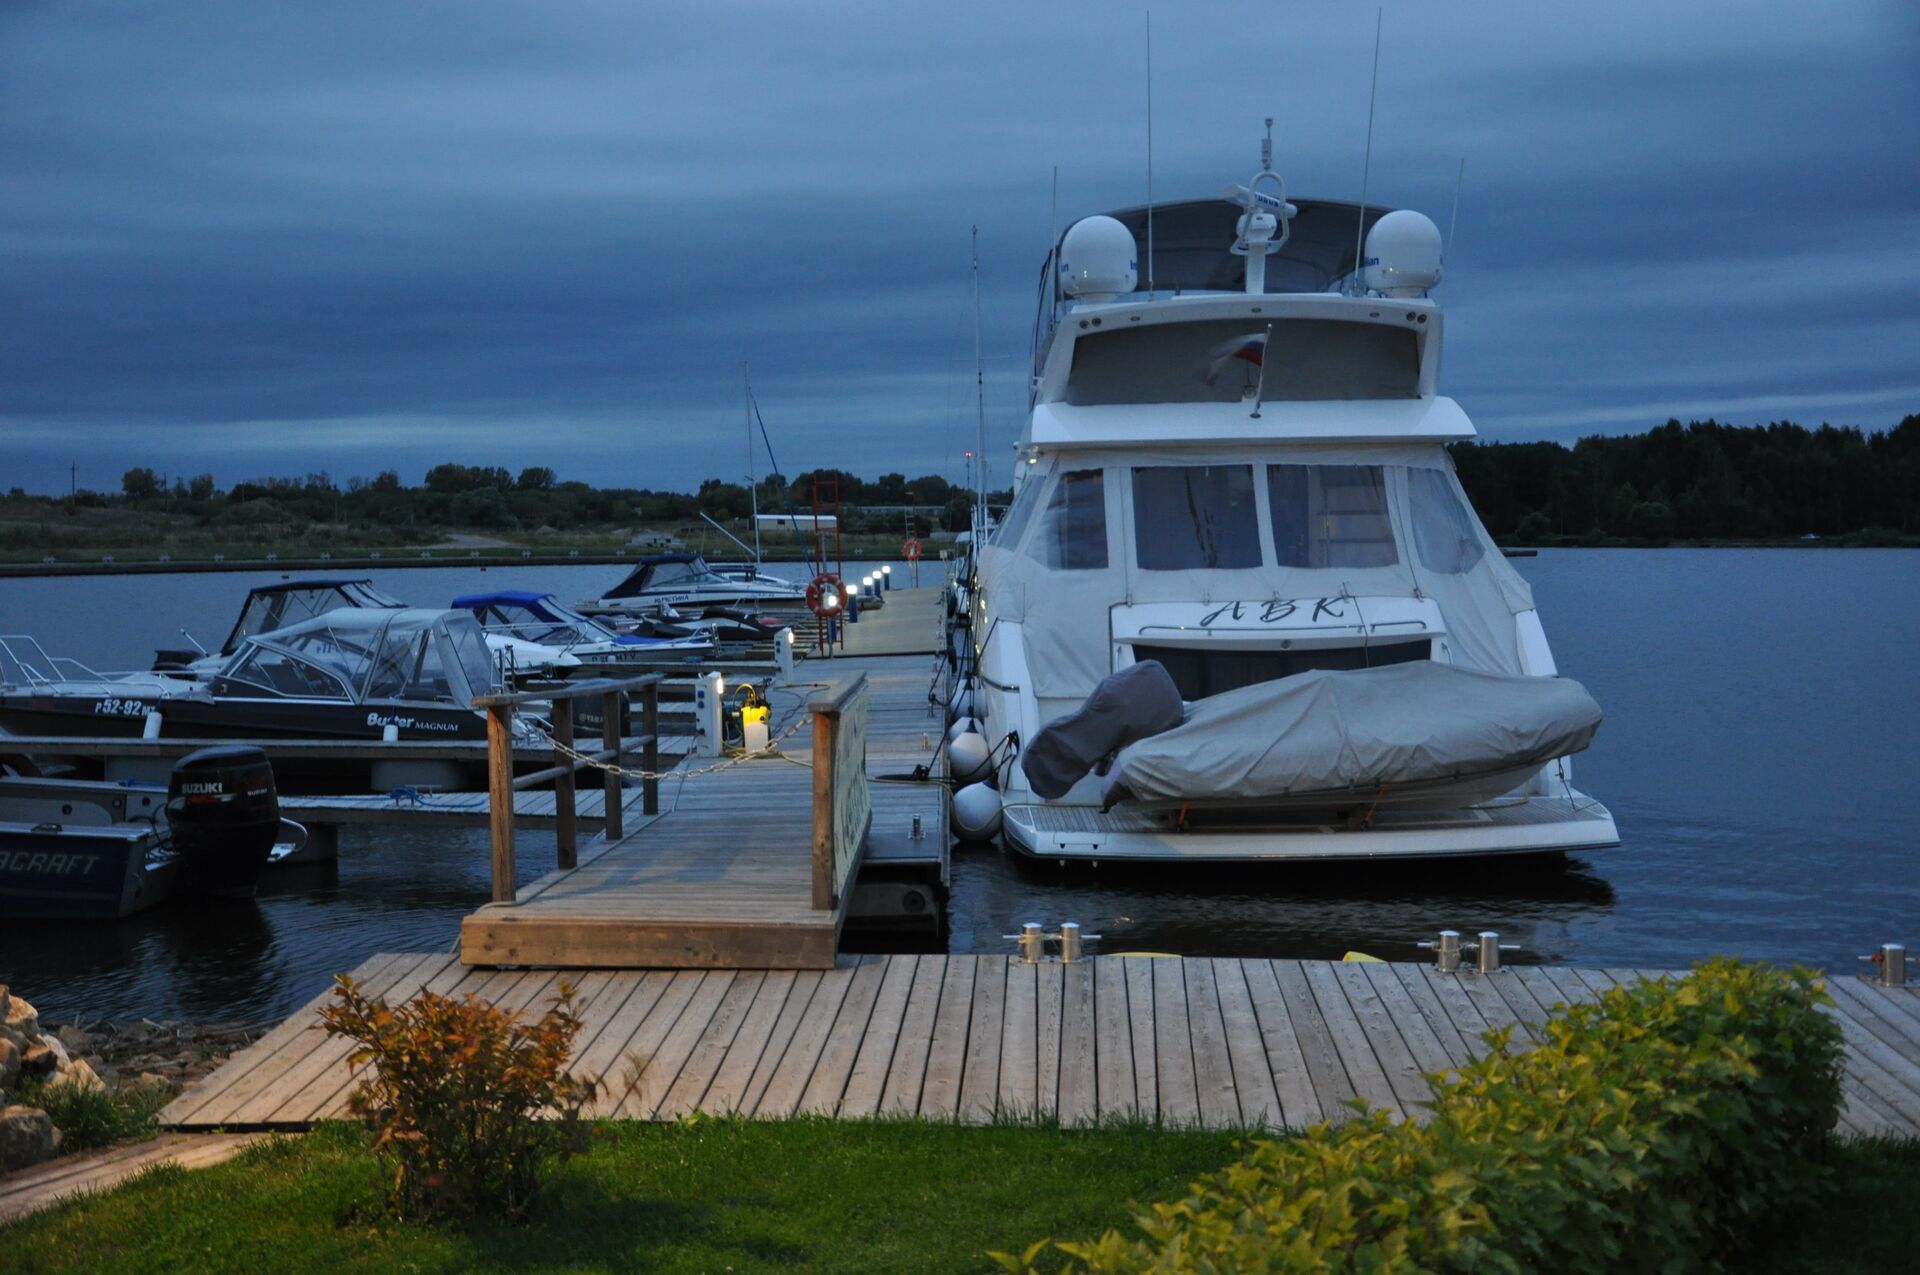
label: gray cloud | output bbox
[2,1,1916,494]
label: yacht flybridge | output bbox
[953,126,1619,863]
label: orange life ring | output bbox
[805,572,843,617]
[902,539,922,561]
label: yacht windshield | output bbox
[1131,465,1260,570]
[1068,318,1420,406]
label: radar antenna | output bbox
[1226,118,1293,293]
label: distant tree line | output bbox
[16,416,1911,545]
[1450,416,1920,543]
[33,463,976,535]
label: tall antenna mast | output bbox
[744,362,760,563]
[1351,8,1382,296]
[1144,8,1155,297]
[1446,156,1466,267]
[1049,165,1060,311]
[972,226,987,529]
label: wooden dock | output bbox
[458,653,946,969]
[159,952,1920,1137]
[454,585,951,970]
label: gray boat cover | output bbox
[1103,661,1602,807]
[1020,659,1185,799]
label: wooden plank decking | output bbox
[0,1132,269,1223]
[457,647,948,970]
[159,954,1920,1137]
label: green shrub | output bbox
[996,958,1843,1273]
[318,974,599,1224]
[10,1075,170,1152]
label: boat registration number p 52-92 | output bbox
[91,697,153,718]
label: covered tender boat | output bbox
[1099,661,1603,809]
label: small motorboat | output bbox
[0,747,307,918]
[153,577,577,683]
[454,590,715,669]
[0,608,529,791]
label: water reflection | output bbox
[949,847,1615,965]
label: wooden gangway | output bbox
[159,952,1920,1137]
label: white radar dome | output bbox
[1059,216,1138,301]
[1362,210,1443,297]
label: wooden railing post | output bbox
[810,706,836,911]
[601,688,624,843]
[486,704,516,903]
[551,697,576,870]
[641,678,659,816]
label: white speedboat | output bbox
[577,553,809,617]
[954,126,1619,863]
[454,590,716,666]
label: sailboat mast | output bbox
[972,226,987,535]
[744,363,760,563]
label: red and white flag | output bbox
[1203,332,1267,384]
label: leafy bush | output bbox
[11,1075,170,1152]
[319,975,598,1224]
[997,959,1843,1273]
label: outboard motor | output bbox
[166,745,281,897]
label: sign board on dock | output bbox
[810,674,871,911]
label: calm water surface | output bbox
[2,551,1915,1021]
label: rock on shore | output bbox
[0,982,267,1175]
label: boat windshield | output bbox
[220,623,367,700]
[362,612,494,705]
[223,581,405,653]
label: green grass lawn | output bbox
[2,1118,1241,1274]
[6,1121,1916,1273]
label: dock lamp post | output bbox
[882,564,892,591]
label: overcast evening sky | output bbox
[3,1,1917,496]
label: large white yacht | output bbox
[954,129,1619,863]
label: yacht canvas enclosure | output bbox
[977,442,1538,731]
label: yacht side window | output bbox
[1407,467,1487,574]
[1131,465,1260,570]
[1028,469,1108,570]
[1266,464,1398,568]
[989,478,1044,550]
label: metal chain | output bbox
[528,709,812,782]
